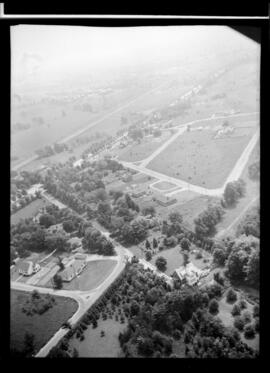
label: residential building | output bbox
[18,261,41,276]
[173,262,210,286]
[153,193,177,207]
[131,185,149,198]
[60,259,86,282]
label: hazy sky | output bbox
[11,25,259,87]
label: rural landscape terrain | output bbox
[10,25,260,359]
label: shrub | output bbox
[238,299,247,310]
[226,289,237,304]
[253,304,259,318]
[242,311,252,324]
[244,324,255,339]
[173,329,181,340]
[233,316,245,331]
[231,304,241,317]
[209,299,219,315]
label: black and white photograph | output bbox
[6,7,265,359]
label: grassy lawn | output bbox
[11,198,51,225]
[150,246,211,276]
[62,260,117,291]
[10,290,78,353]
[147,126,256,189]
[69,318,127,357]
[152,181,178,190]
[117,132,172,162]
[217,289,259,351]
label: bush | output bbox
[209,299,219,315]
[253,304,259,318]
[233,316,245,331]
[195,252,203,259]
[244,324,255,339]
[242,311,252,324]
[173,329,181,340]
[238,299,247,310]
[226,289,237,304]
[231,304,241,317]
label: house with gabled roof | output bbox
[18,260,41,276]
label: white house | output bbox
[173,262,210,286]
[60,259,86,282]
[18,261,41,276]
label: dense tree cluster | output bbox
[194,203,225,237]
[225,235,260,287]
[222,179,246,207]
[236,205,260,238]
[82,227,115,256]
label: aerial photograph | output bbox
[10,25,260,358]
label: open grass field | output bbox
[117,132,172,162]
[150,246,211,276]
[62,260,117,291]
[10,289,78,353]
[147,126,256,189]
[11,198,51,225]
[69,318,127,357]
[217,289,259,351]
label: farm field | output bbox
[194,60,259,116]
[147,125,256,189]
[217,289,259,351]
[11,85,147,163]
[11,198,51,225]
[10,290,78,353]
[117,132,172,162]
[69,318,127,357]
[61,260,117,292]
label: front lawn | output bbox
[62,260,117,291]
[69,318,127,357]
[11,198,51,225]
[10,290,78,354]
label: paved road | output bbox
[215,195,259,239]
[120,113,259,197]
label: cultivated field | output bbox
[147,126,256,189]
[11,198,51,225]
[10,290,78,353]
[69,318,127,357]
[61,260,117,292]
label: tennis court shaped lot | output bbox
[62,260,117,292]
[147,125,257,189]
